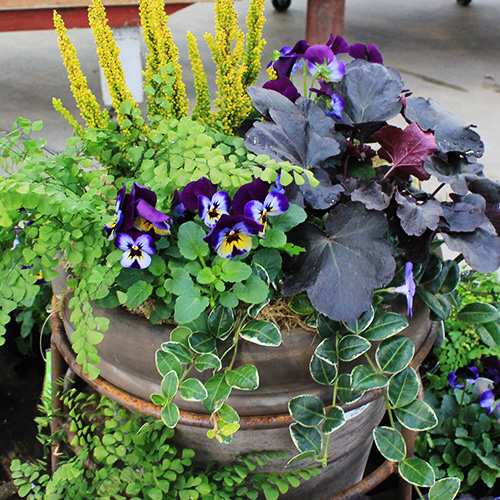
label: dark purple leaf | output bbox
[442,229,500,273]
[424,153,483,193]
[485,203,500,236]
[440,193,486,233]
[245,88,344,171]
[374,123,437,181]
[466,176,500,204]
[404,97,484,157]
[282,203,395,321]
[299,169,344,209]
[396,227,434,264]
[330,60,404,126]
[395,192,443,237]
[349,179,393,210]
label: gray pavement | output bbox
[0,0,499,181]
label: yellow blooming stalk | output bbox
[243,0,266,87]
[52,98,85,137]
[205,0,249,134]
[140,0,188,120]
[88,0,144,131]
[53,10,108,132]
[187,32,213,125]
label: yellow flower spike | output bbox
[140,0,188,120]
[53,10,108,131]
[187,32,213,125]
[52,98,85,137]
[243,0,266,87]
[88,0,146,132]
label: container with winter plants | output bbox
[1,0,500,497]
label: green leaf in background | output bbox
[125,280,153,309]
[161,341,193,364]
[338,334,371,362]
[288,293,315,315]
[343,306,375,334]
[161,401,180,428]
[239,320,282,346]
[388,367,419,407]
[203,374,231,413]
[177,221,210,260]
[156,349,182,378]
[180,378,208,401]
[251,248,282,283]
[289,423,323,454]
[351,365,388,392]
[289,395,325,427]
[376,336,414,374]
[456,302,500,325]
[336,373,363,404]
[395,399,438,431]
[373,426,406,462]
[322,406,345,434]
[195,353,222,372]
[234,275,269,304]
[398,457,436,487]
[225,364,259,390]
[219,259,252,283]
[428,260,460,295]
[161,370,179,400]
[208,305,235,339]
[174,290,209,324]
[217,404,240,424]
[361,311,408,341]
[476,321,500,349]
[428,477,461,500]
[188,331,217,354]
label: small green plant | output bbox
[11,388,320,499]
[428,270,500,391]
[416,360,500,494]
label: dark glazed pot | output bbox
[52,270,433,498]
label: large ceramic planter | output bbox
[51,271,434,498]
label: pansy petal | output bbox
[233,179,270,215]
[135,234,156,255]
[181,177,217,210]
[212,191,231,213]
[115,232,135,251]
[325,59,345,80]
[198,195,212,220]
[263,191,290,215]
[136,199,171,224]
[217,233,253,259]
[244,200,265,224]
[132,182,157,208]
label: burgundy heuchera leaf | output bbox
[374,123,437,180]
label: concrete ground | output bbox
[0,0,499,181]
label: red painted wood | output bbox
[0,4,189,32]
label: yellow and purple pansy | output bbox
[198,191,231,228]
[203,214,263,259]
[115,232,156,269]
[233,178,289,236]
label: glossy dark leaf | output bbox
[440,193,486,233]
[395,192,442,237]
[225,364,259,391]
[374,123,437,180]
[289,423,323,454]
[208,305,235,339]
[343,306,375,334]
[373,426,406,462]
[188,331,217,354]
[336,373,363,404]
[416,289,453,321]
[376,336,414,374]
[289,395,326,427]
[394,399,438,431]
[322,407,346,434]
[424,153,483,192]
[456,302,500,325]
[427,259,460,295]
[331,60,404,126]
[442,229,500,273]
[476,321,500,349]
[245,88,343,171]
[361,311,408,341]
[404,96,484,157]
[203,374,232,413]
[349,179,392,211]
[282,203,395,321]
[351,365,388,392]
[338,334,371,361]
[388,367,419,407]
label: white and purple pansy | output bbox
[244,191,289,236]
[310,81,345,120]
[198,191,230,228]
[303,45,345,80]
[480,382,500,415]
[203,214,263,259]
[115,232,156,269]
[180,177,218,211]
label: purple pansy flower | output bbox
[131,183,171,237]
[244,191,289,236]
[180,178,218,211]
[269,40,309,78]
[447,366,479,389]
[348,43,383,64]
[198,191,231,228]
[272,174,286,195]
[303,45,345,80]
[115,233,156,269]
[203,214,263,259]
[170,189,185,218]
[263,77,301,102]
[480,382,500,415]
[480,356,500,384]
[326,34,349,55]
[232,178,271,216]
[310,81,345,119]
[388,262,416,317]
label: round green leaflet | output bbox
[289,395,326,428]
